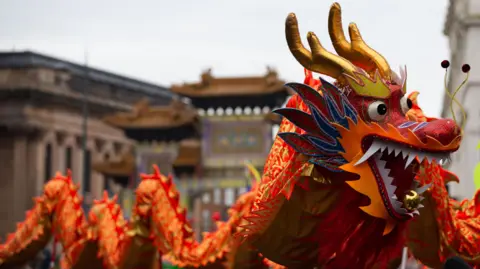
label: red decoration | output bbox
[212,211,221,222]
[441,60,450,69]
[462,64,471,73]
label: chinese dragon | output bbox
[2,2,480,269]
[0,164,269,269]
[237,3,480,269]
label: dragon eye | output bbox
[400,95,413,114]
[368,101,388,121]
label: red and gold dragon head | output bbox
[274,3,463,234]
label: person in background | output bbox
[38,248,51,269]
[443,257,472,269]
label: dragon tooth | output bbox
[416,153,426,163]
[405,153,416,168]
[421,155,430,164]
[383,175,394,186]
[376,156,394,188]
[392,199,403,210]
[425,155,434,164]
[433,153,445,164]
[412,209,420,216]
[354,141,383,166]
[406,213,414,218]
[398,208,408,214]
[391,194,398,200]
[393,147,402,157]
[376,159,387,168]
[394,207,409,214]
[387,146,394,155]
[415,183,431,194]
[418,204,424,209]
[440,154,451,166]
[380,143,388,152]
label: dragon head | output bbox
[275,3,463,234]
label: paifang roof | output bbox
[92,152,135,177]
[171,67,288,97]
[103,98,198,129]
[92,139,201,176]
[0,51,175,99]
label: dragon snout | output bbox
[407,119,461,147]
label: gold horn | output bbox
[328,3,391,80]
[285,13,357,79]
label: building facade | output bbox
[171,68,289,238]
[93,68,290,240]
[0,51,175,236]
[443,0,480,199]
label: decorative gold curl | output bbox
[403,190,421,211]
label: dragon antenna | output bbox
[442,60,470,130]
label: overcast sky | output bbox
[0,0,450,116]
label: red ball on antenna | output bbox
[462,64,471,73]
[441,60,450,69]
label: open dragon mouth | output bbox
[355,137,452,221]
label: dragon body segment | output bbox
[0,165,270,269]
[0,167,179,269]
[0,172,91,268]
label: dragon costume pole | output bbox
[399,247,407,269]
[50,237,57,269]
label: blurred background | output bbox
[0,0,478,268]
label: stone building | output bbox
[0,51,175,236]
[93,99,201,220]
[442,0,480,199]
